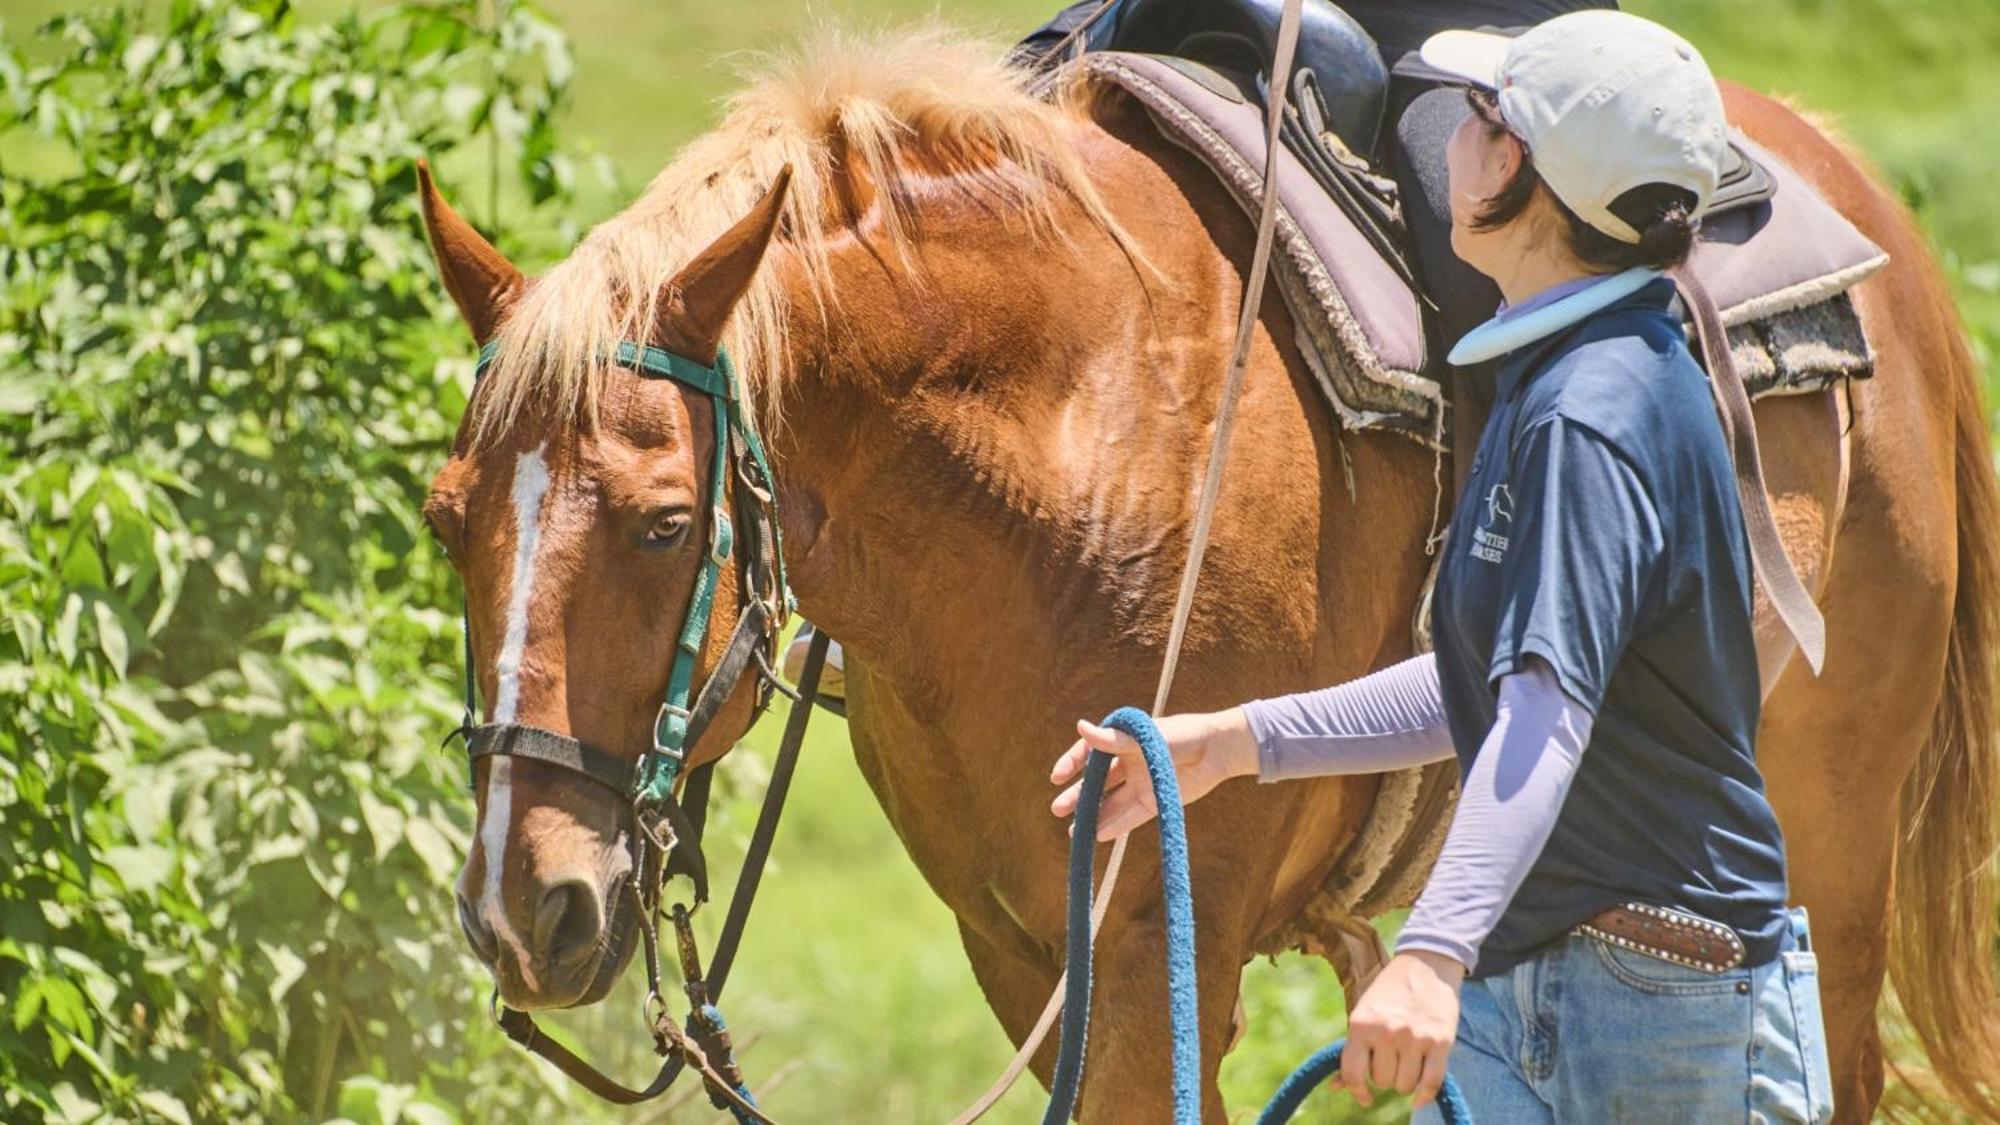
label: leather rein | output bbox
[445,339,826,1119]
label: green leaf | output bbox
[13,978,46,1031]
[401,1105,457,1125]
[402,816,457,882]
[47,1083,101,1124]
[134,1091,193,1125]
[101,844,173,893]
[91,599,127,677]
[358,788,405,861]
[261,941,307,1006]
[34,975,90,1040]
[0,377,36,414]
[51,593,81,665]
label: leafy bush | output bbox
[0,1,602,1119]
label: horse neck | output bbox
[759,119,1437,716]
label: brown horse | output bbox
[417,28,1999,1121]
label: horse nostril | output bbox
[457,894,500,965]
[534,880,603,968]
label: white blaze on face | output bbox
[493,448,551,723]
[461,445,552,977]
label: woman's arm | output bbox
[1049,651,1459,839]
[1392,655,1594,968]
[1244,650,1457,781]
[1336,655,1592,1110]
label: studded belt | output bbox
[1576,902,1748,973]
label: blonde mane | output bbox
[474,25,1124,443]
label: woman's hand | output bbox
[1338,950,1465,1110]
[1048,708,1258,840]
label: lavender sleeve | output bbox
[1242,652,1457,782]
[1394,657,1594,970]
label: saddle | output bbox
[1068,0,1887,452]
[1082,0,1390,158]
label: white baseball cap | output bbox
[1420,11,1727,243]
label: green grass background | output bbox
[5,1,1993,1120]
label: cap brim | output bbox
[1419,29,1508,89]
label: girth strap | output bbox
[1674,268,1828,675]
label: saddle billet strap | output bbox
[467,724,639,795]
[1673,269,1828,674]
[1279,77,1422,296]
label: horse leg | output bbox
[1755,388,1955,1122]
[1760,684,1925,1121]
[957,917,1064,1090]
[1074,910,1246,1123]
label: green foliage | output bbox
[0,1,595,1119]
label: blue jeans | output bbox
[1416,907,1833,1124]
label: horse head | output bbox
[417,162,792,1011]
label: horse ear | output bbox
[416,160,524,344]
[663,165,794,359]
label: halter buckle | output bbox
[651,702,691,761]
[637,801,680,855]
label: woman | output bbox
[1049,13,1834,1122]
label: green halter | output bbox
[471,338,788,809]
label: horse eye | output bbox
[643,510,693,549]
[422,499,463,559]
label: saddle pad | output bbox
[1078,51,1446,447]
[1077,52,1889,445]
[1692,132,1888,397]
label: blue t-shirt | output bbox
[1432,277,1789,977]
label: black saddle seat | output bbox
[1088,0,1389,159]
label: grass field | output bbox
[3,0,1992,1120]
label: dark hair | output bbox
[1461,87,1698,271]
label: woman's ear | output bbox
[1491,131,1528,191]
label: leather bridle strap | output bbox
[683,599,774,755]
[708,627,828,994]
[494,1006,679,1105]
[466,724,638,795]
[494,1005,775,1121]
[1673,268,1827,674]
[469,723,713,899]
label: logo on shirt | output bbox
[1472,482,1513,565]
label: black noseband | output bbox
[467,724,640,796]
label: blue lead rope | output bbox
[1044,707,1201,1123]
[1258,1040,1472,1125]
[1045,708,1473,1125]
